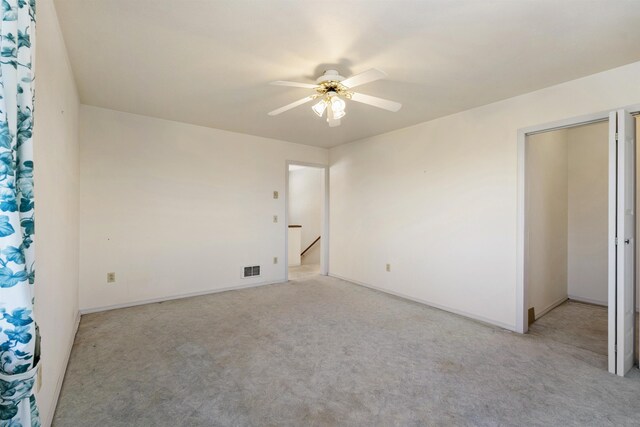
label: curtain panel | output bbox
[0,0,39,425]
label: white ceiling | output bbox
[54,0,640,148]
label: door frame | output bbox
[284,160,329,281]
[516,103,640,336]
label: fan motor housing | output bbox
[316,69,345,84]
[315,70,351,98]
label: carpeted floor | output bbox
[288,263,320,281]
[53,276,640,426]
[529,300,609,359]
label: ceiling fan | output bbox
[268,68,402,127]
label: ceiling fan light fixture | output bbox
[268,68,402,127]
[332,109,346,120]
[330,95,346,119]
[311,99,328,117]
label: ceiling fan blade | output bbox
[268,96,316,116]
[340,68,387,89]
[270,81,319,89]
[350,92,402,112]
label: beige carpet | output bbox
[53,275,640,426]
[288,263,320,280]
[529,300,608,358]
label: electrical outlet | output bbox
[273,215,278,223]
[386,264,391,272]
[273,191,279,199]
[107,272,116,283]
[273,257,278,264]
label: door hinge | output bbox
[615,237,618,245]
[615,132,619,141]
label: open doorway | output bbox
[518,109,639,377]
[525,120,610,361]
[285,162,329,281]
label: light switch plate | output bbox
[386,264,391,272]
[273,215,278,223]
[273,257,278,264]
[273,191,279,199]
[107,272,116,283]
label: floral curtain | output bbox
[0,0,38,425]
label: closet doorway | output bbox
[517,108,639,377]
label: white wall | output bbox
[79,106,327,311]
[288,167,323,265]
[525,130,568,318]
[329,60,640,330]
[33,0,80,425]
[287,226,301,267]
[567,121,609,305]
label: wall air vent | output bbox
[242,265,261,278]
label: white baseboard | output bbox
[567,294,607,307]
[79,279,285,315]
[566,295,640,311]
[328,273,516,332]
[535,296,568,320]
[44,310,80,427]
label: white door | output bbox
[608,109,636,376]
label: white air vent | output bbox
[242,265,261,278]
